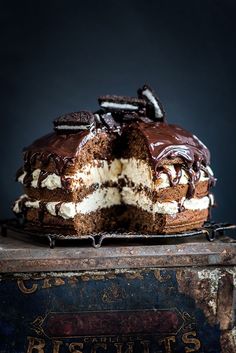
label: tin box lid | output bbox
[0,229,235,273]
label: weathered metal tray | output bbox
[1,218,235,248]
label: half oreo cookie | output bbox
[138,84,165,120]
[54,111,95,132]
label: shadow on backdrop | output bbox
[0,0,235,223]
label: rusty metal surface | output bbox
[1,225,236,352]
[0,228,235,273]
[0,267,235,352]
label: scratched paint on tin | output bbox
[0,268,233,353]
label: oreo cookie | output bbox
[138,84,165,120]
[98,95,146,112]
[94,111,122,133]
[54,111,95,132]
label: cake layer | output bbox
[123,206,209,234]
[24,206,124,235]
[24,184,99,203]
[23,179,209,203]
[22,206,208,235]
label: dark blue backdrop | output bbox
[0,0,235,223]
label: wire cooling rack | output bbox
[1,218,235,248]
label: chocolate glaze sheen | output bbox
[136,121,210,166]
[23,130,92,174]
[24,130,91,157]
[136,121,213,197]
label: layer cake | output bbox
[13,85,216,235]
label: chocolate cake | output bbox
[13,85,216,235]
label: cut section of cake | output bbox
[13,86,216,235]
[14,111,124,234]
[120,121,215,233]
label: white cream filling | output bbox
[121,187,210,215]
[46,202,58,216]
[70,159,122,186]
[58,202,77,219]
[17,158,213,192]
[142,88,163,118]
[120,158,210,189]
[31,169,41,188]
[100,102,139,110]
[55,124,92,130]
[25,200,40,209]
[14,187,210,219]
[18,160,123,190]
[15,188,121,219]
[41,173,62,190]
[183,196,210,211]
[13,194,27,213]
[76,187,121,214]
[18,171,26,183]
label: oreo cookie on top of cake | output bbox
[13,85,216,235]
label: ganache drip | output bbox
[135,121,215,198]
[38,202,47,224]
[156,165,183,188]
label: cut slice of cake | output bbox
[13,86,216,236]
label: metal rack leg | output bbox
[47,235,56,249]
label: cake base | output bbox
[19,203,209,236]
[24,205,126,235]
[122,206,208,234]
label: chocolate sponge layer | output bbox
[24,179,209,203]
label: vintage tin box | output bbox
[0,228,235,353]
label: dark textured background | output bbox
[0,0,235,223]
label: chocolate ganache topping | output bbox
[24,130,91,158]
[136,121,210,166]
[23,130,93,174]
[134,121,214,197]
